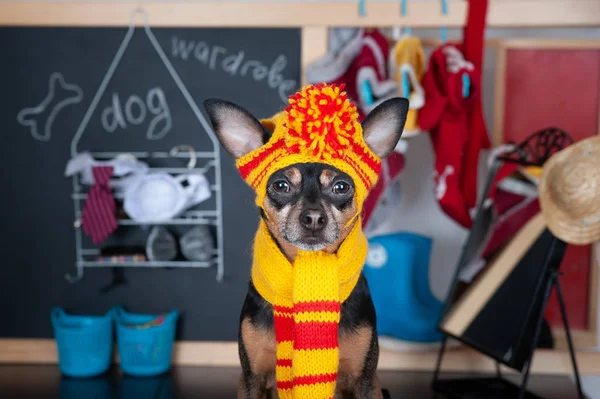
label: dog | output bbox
[204,88,408,399]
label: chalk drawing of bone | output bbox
[17,72,84,142]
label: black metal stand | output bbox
[430,128,585,398]
[432,267,584,399]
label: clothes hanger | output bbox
[169,144,197,169]
[440,0,470,99]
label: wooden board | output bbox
[0,1,599,28]
[2,339,600,376]
[494,39,600,347]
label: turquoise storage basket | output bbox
[113,306,179,377]
[51,307,114,378]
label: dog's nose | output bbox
[300,209,327,231]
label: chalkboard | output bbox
[0,26,301,340]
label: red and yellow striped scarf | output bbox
[251,218,367,399]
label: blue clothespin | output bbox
[402,72,410,98]
[359,0,366,17]
[361,80,374,106]
[462,73,470,98]
[440,0,448,43]
[401,0,411,35]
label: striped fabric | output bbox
[252,219,367,399]
[81,166,117,245]
[235,83,382,212]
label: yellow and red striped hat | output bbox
[236,83,382,209]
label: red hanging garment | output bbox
[81,166,118,244]
[460,0,491,211]
[418,0,489,228]
[418,44,479,228]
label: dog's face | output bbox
[204,96,408,252]
[263,162,357,251]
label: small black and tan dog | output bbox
[204,94,408,398]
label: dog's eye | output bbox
[272,180,290,193]
[333,182,350,194]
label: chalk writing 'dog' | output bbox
[171,36,297,103]
[100,87,172,140]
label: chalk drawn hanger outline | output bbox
[66,7,225,284]
[17,72,83,142]
[69,7,220,158]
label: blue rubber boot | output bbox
[391,232,445,318]
[363,233,444,343]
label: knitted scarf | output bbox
[251,218,367,399]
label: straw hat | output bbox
[538,135,600,245]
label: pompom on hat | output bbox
[538,135,600,245]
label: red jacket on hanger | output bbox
[418,0,489,228]
[418,44,481,228]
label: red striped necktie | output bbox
[81,166,117,245]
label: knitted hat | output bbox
[236,83,382,209]
[538,135,600,245]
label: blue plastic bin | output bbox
[51,308,114,378]
[113,306,179,377]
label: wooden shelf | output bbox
[0,1,598,28]
[1,339,600,376]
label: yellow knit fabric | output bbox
[252,218,366,306]
[390,36,425,136]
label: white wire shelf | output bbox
[66,18,225,284]
[89,151,217,160]
[117,218,217,226]
[71,185,219,200]
[73,210,219,224]
[77,260,215,268]
[141,166,215,174]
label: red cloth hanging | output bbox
[418,0,489,228]
[81,166,117,244]
[461,0,491,211]
[418,44,480,228]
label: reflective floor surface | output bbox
[0,365,586,398]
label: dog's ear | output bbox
[203,99,266,159]
[361,97,409,158]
